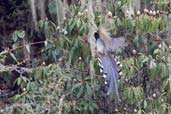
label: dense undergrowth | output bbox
[0,0,171,114]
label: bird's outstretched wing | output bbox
[106,37,128,52]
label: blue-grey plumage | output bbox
[98,53,120,98]
[96,38,106,54]
[94,32,120,99]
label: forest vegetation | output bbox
[0,0,171,114]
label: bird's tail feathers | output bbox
[97,54,123,100]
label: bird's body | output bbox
[96,38,106,54]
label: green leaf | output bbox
[153,49,161,55]
[39,20,44,28]
[34,69,43,80]
[72,83,82,90]
[143,100,147,108]
[74,39,79,47]
[16,30,25,39]
[76,19,81,27]
[86,84,92,95]
[12,32,18,42]
[21,76,28,83]
[69,20,76,33]
[150,59,157,69]
[59,38,65,48]
[16,77,21,86]
[26,82,30,90]
[138,110,142,114]
[77,86,84,98]
[161,63,169,78]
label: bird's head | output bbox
[94,31,100,40]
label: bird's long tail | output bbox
[98,54,122,99]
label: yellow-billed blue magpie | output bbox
[94,31,125,100]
